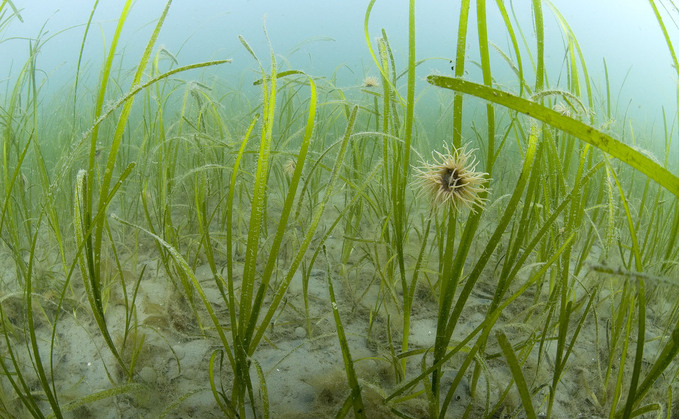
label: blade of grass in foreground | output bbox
[243,71,317,346]
[248,105,359,354]
[436,123,539,416]
[73,169,128,374]
[226,114,258,343]
[238,37,277,332]
[92,0,172,298]
[387,230,576,406]
[426,75,679,198]
[497,331,537,419]
[325,246,366,418]
[26,214,62,418]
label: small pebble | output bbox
[295,326,307,339]
[173,345,185,360]
[139,366,157,384]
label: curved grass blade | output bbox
[209,350,237,417]
[364,0,404,105]
[111,213,235,369]
[494,0,524,96]
[621,322,679,416]
[648,0,679,76]
[427,75,679,197]
[1,0,22,22]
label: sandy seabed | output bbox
[0,215,674,418]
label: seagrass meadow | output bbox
[1,0,679,417]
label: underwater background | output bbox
[1,0,679,417]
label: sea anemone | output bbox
[283,158,297,177]
[362,76,380,88]
[415,142,488,212]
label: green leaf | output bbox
[426,76,679,198]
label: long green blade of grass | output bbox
[111,214,234,365]
[243,72,317,347]
[92,0,172,285]
[364,0,404,105]
[46,384,145,419]
[497,331,537,419]
[325,247,366,418]
[436,123,539,417]
[239,32,278,330]
[248,105,358,354]
[532,0,544,92]
[226,114,258,341]
[388,231,576,405]
[86,0,132,202]
[394,0,416,376]
[427,75,679,197]
[452,0,471,147]
[72,0,99,123]
[26,214,62,419]
[74,168,132,374]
